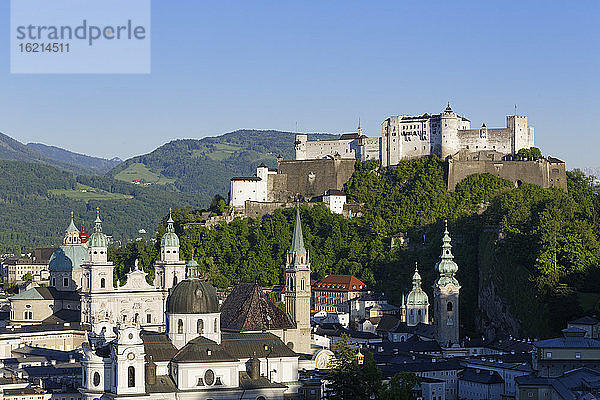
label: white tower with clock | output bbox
[112,324,146,395]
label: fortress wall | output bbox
[274,158,356,200]
[456,129,512,154]
[398,135,430,160]
[447,158,567,192]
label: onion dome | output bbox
[435,220,459,286]
[161,209,180,248]
[166,279,219,315]
[49,213,87,271]
[406,263,429,306]
[79,222,89,244]
[88,208,108,248]
[444,102,453,113]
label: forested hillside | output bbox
[108,130,337,198]
[0,132,98,175]
[27,142,122,174]
[0,160,203,251]
[112,156,600,339]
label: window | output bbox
[197,319,204,334]
[546,352,552,359]
[214,319,218,333]
[178,319,184,334]
[93,371,100,386]
[24,311,33,320]
[204,369,215,386]
[447,301,453,312]
[576,352,581,359]
[301,279,305,291]
[146,313,152,324]
[128,366,135,387]
[173,276,178,286]
[100,278,105,288]
[134,313,139,323]
[64,277,69,287]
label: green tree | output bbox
[381,372,419,400]
[328,334,363,400]
[22,272,33,281]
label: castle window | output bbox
[63,277,69,287]
[100,278,105,288]
[447,302,453,312]
[147,313,152,324]
[178,319,184,334]
[128,366,135,387]
[197,319,204,334]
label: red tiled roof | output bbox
[312,275,366,292]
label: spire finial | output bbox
[70,211,74,220]
[415,261,418,272]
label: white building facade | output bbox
[381,103,535,166]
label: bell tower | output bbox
[154,209,186,290]
[284,206,311,354]
[433,220,461,346]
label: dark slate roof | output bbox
[10,287,79,301]
[141,331,178,362]
[339,132,360,140]
[535,328,600,348]
[172,335,237,363]
[0,322,85,335]
[569,316,599,325]
[460,368,504,384]
[314,323,380,340]
[239,372,287,390]
[231,176,261,181]
[221,332,297,358]
[382,336,442,354]
[166,279,219,315]
[376,314,401,332]
[220,283,295,332]
[324,189,345,196]
[21,364,81,378]
[42,309,81,325]
[379,359,463,379]
[146,375,177,393]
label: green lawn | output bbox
[50,183,133,201]
[203,143,245,161]
[113,162,175,185]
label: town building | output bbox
[0,247,55,283]
[458,367,504,400]
[381,103,535,166]
[310,189,346,215]
[516,367,600,400]
[568,316,600,339]
[532,326,600,377]
[294,122,380,162]
[312,275,366,312]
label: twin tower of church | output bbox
[401,221,461,346]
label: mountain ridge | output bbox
[27,142,122,174]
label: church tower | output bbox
[81,209,115,326]
[153,209,186,290]
[405,263,429,326]
[433,220,461,346]
[284,207,311,354]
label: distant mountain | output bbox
[27,142,122,174]
[0,131,97,175]
[108,130,338,202]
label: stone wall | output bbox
[271,158,356,201]
[447,151,567,191]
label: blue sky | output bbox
[0,0,598,168]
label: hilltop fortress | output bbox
[381,103,535,165]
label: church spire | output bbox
[435,219,459,286]
[412,262,422,290]
[166,208,175,233]
[289,206,307,256]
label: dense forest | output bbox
[107,130,337,198]
[110,156,600,339]
[0,160,203,251]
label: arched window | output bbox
[178,319,184,334]
[173,276,178,286]
[128,366,135,387]
[51,277,56,287]
[134,313,139,323]
[197,319,204,334]
[214,319,218,333]
[146,313,152,324]
[24,311,33,320]
[100,278,105,288]
[447,301,453,312]
[301,279,305,291]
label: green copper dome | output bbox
[161,210,180,248]
[88,209,108,248]
[435,221,459,287]
[406,264,429,306]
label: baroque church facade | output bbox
[79,207,315,399]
